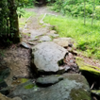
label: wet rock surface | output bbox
[32,42,67,73]
[8,74,91,100]
[36,75,63,86]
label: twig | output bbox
[93,96,97,100]
[91,82,96,89]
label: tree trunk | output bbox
[91,0,95,26]
[7,0,20,43]
[84,0,86,25]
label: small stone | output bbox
[39,36,51,42]
[12,76,17,80]
[53,37,74,47]
[36,75,63,87]
[68,43,73,47]
[20,42,31,49]
[64,65,71,72]
[50,30,57,34]
[67,47,73,52]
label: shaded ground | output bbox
[0,46,31,88]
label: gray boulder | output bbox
[31,42,67,73]
[8,74,91,100]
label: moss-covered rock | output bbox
[36,75,63,87]
[71,89,91,100]
[8,74,91,100]
[24,84,35,89]
[91,90,100,97]
[76,57,100,77]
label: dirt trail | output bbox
[21,6,59,43]
[25,6,59,16]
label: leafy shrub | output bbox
[17,8,25,18]
[18,0,35,8]
[51,0,100,19]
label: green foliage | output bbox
[51,0,100,19]
[19,10,35,28]
[0,0,9,37]
[19,0,35,8]
[0,0,20,44]
[95,6,100,19]
[44,15,100,59]
[0,0,34,44]
[17,8,25,18]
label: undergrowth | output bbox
[18,8,35,28]
[44,15,100,59]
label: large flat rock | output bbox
[32,42,67,73]
[8,74,91,100]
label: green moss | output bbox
[70,89,91,100]
[21,78,28,83]
[12,78,29,85]
[24,84,34,89]
[76,57,100,76]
